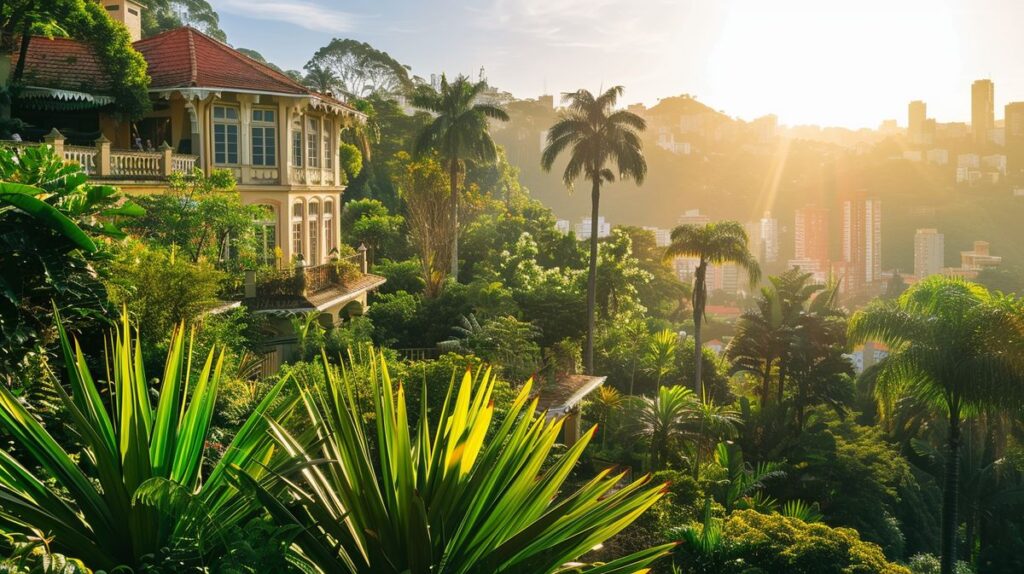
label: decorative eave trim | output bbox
[21,86,114,105]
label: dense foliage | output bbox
[3,29,1024,574]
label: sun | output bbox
[705,0,961,128]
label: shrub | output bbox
[676,510,912,574]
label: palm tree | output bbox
[541,86,647,373]
[848,277,1024,574]
[632,385,697,470]
[303,62,341,96]
[412,74,509,278]
[645,328,679,390]
[591,386,625,449]
[665,221,760,395]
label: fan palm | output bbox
[631,385,698,470]
[665,221,760,395]
[541,86,647,373]
[303,62,341,96]
[412,74,509,278]
[0,314,295,570]
[848,276,1024,574]
[249,351,673,573]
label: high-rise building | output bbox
[677,209,710,227]
[794,206,829,265]
[746,213,779,264]
[642,226,671,247]
[914,228,944,279]
[839,192,882,292]
[575,216,611,240]
[972,79,995,149]
[944,240,1002,280]
[908,100,927,146]
[1006,102,1024,176]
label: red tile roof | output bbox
[134,27,309,95]
[12,36,111,93]
[16,27,359,115]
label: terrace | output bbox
[243,248,386,313]
[4,129,198,180]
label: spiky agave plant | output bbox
[0,313,296,571]
[246,349,675,573]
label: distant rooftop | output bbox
[536,373,606,416]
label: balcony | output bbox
[243,250,386,312]
[3,129,198,181]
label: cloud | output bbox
[470,0,689,54]
[216,0,359,33]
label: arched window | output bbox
[308,200,320,265]
[254,204,277,266]
[291,201,304,262]
[323,199,334,254]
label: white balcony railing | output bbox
[63,145,98,175]
[0,130,198,180]
[110,150,162,178]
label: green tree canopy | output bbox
[136,0,226,41]
[305,38,412,99]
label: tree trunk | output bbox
[449,158,460,279]
[692,261,707,395]
[584,177,600,374]
[12,24,30,84]
[940,408,961,574]
[776,363,787,406]
[761,359,773,404]
[963,504,975,567]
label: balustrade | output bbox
[110,150,162,177]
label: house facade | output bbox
[12,0,364,268]
[9,1,384,361]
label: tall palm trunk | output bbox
[584,176,600,374]
[776,363,788,405]
[449,158,460,278]
[692,261,707,395]
[941,407,961,574]
[761,358,773,403]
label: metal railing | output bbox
[303,262,337,295]
[246,251,368,302]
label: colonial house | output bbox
[8,0,384,362]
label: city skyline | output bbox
[210,0,1024,129]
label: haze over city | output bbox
[214,0,1024,128]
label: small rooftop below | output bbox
[536,373,607,416]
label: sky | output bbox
[212,0,1024,129]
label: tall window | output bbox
[292,201,304,262]
[291,116,303,168]
[306,117,320,168]
[212,105,239,165]
[308,200,320,265]
[254,205,277,266]
[323,199,334,254]
[251,108,277,166]
[323,119,334,170]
